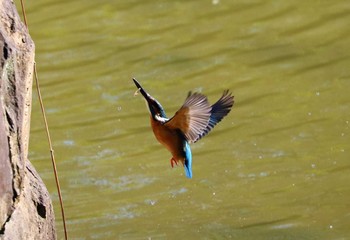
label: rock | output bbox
[0,0,56,239]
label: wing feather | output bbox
[165,92,211,143]
[194,90,234,142]
[165,90,234,143]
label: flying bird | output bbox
[133,78,234,178]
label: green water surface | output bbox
[15,0,350,239]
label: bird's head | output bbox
[133,78,167,120]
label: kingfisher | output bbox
[133,78,234,178]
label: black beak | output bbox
[133,78,150,100]
[133,78,166,119]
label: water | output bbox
[15,0,350,239]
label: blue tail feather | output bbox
[184,141,192,178]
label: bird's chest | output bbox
[150,118,184,158]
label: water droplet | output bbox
[315,92,320,96]
[145,199,157,206]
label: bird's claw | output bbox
[170,158,178,168]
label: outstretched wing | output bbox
[194,90,234,142]
[165,92,211,143]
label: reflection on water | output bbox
[16,0,350,239]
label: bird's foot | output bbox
[170,158,178,168]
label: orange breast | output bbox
[150,117,185,163]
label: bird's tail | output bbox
[184,142,192,178]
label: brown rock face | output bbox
[0,0,56,239]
